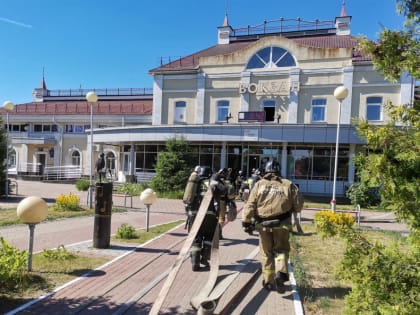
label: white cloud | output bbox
[0,17,32,28]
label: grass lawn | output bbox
[291,223,409,315]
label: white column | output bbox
[400,72,414,105]
[240,72,251,111]
[220,142,227,168]
[287,69,300,123]
[348,144,356,185]
[196,73,205,124]
[342,66,353,124]
[152,75,163,125]
[281,142,288,178]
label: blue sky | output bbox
[0,0,405,105]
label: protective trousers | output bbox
[258,227,290,284]
[190,212,218,270]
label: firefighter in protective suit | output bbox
[189,170,225,271]
[183,166,205,232]
[242,159,303,292]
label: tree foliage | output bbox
[356,0,420,231]
[317,2,420,314]
[150,137,193,193]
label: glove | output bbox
[242,222,254,235]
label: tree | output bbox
[313,2,420,314]
[357,0,419,231]
[150,137,193,193]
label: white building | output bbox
[2,6,416,196]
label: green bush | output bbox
[0,237,28,291]
[115,223,138,239]
[42,245,76,260]
[75,179,90,191]
[346,183,381,208]
[117,183,148,196]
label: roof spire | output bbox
[341,0,347,16]
[40,67,47,90]
[223,0,229,26]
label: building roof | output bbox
[150,34,364,74]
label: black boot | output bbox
[274,272,289,292]
[191,250,200,271]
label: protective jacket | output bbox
[243,173,303,223]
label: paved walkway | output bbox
[0,180,409,314]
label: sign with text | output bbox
[238,111,266,122]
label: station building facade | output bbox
[2,9,416,196]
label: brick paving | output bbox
[0,180,409,314]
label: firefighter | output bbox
[212,168,230,239]
[242,159,303,292]
[183,166,209,232]
[190,168,224,271]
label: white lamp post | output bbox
[140,188,157,232]
[3,101,14,198]
[86,91,98,209]
[331,86,349,211]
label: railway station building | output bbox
[2,7,416,197]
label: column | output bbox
[196,73,205,124]
[287,69,300,123]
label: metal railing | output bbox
[44,165,82,181]
[47,88,153,97]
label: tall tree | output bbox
[357,0,419,230]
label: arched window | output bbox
[71,151,80,166]
[246,46,296,69]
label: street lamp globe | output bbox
[3,101,15,112]
[334,86,349,101]
[86,91,98,103]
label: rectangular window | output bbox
[367,96,382,121]
[174,101,186,123]
[217,100,229,122]
[312,98,326,122]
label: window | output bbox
[263,99,276,121]
[71,151,80,166]
[217,100,229,122]
[312,98,327,122]
[246,46,296,69]
[366,97,382,121]
[174,101,186,123]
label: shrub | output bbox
[55,193,81,211]
[117,183,148,196]
[75,179,90,191]
[0,237,28,291]
[42,245,76,260]
[346,183,381,208]
[115,223,138,239]
[314,210,355,238]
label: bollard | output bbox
[93,182,113,248]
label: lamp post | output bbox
[331,86,348,211]
[86,91,98,209]
[3,101,14,198]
